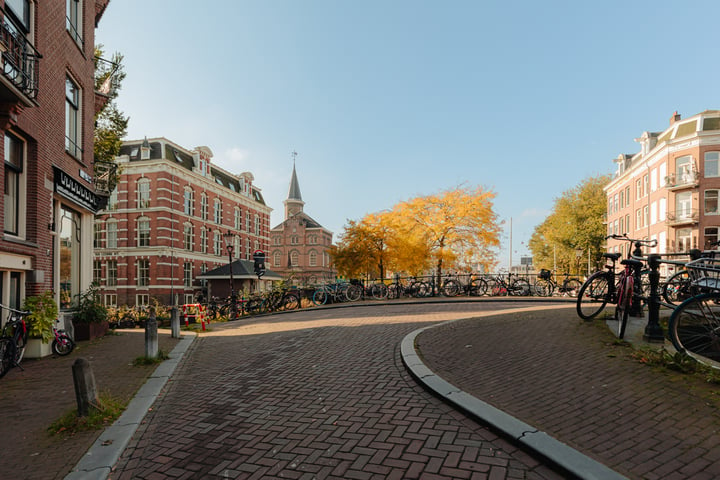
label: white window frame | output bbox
[137,178,151,209]
[4,131,26,237]
[106,220,118,248]
[705,152,720,178]
[137,216,150,247]
[705,189,719,215]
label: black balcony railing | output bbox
[0,13,41,101]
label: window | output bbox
[104,294,117,307]
[619,191,624,209]
[613,194,619,213]
[184,222,193,250]
[137,217,150,247]
[137,178,150,208]
[705,190,719,215]
[309,250,317,267]
[676,192,692,219]
[677,228,692,253]
[184,187,194,215]
[184,294,194,305]
[635,179,642,200]
[246,212,251,231]
[291,235,298,245]
[183,262,192,287]
[234,207,241,230]
[650,168,657,192]
[137,259,150,287]
[705,152,720,178]
[4,132,25,236]
[93,260,102,285]
[705,227,720,249]
[59,206,81,309]
[107,260,117,286]
[200,227,207,254]
[106,220,117,248]
[290,251,299,266]
[65,77,81,158]
[213,231,222,256]
[94,222,102,248]
[254,214,260,235]
[200,193,208,220]
[635,208,642,230]
[107,189,118,210]
[214,198,222,224]
[676,155,693,184]
[66,0,83,45]
[625,186,630,205]
[136,294,149,307]
[273,251,281,267]
[6,0,30,33]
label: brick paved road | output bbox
[111,302,566,480]
[416,307,720,480]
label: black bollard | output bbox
[72,357,99,417]
[643,254,665,342]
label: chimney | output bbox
[670,111,681,125]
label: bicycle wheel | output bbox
[0,338,12,378]
[662,270,694,306]
[668,292,720,364]
[562,278,582,297]
[370,283,388,300]
[616,275,633,339]
[576,271,610,320]
[13,328,27,365]
[387,284,400,300]
[52,334,75,356]
[282,293,300,310]
[470,278,488,296]
[442,280,460,297]
[312,289,328,306]
[533,279,553,297]
[509,279,531,296]
[245,297,264,314]
[345,284,362,302]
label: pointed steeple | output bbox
[284,151,305,219]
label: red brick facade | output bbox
[93,138,272,307]
[0,1,105,313]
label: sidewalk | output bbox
[0,329,184,480]
[409,306,720,480]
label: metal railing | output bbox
[0,12,40,100]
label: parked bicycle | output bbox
[441,274,487,297]
[533,269,582,297]
[576,234,656,338]
[51,319,75,356]
[0,305,31,378]
[485,272,531,296]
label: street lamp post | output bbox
[223,231,237,320]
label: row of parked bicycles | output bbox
[575,233,720,368]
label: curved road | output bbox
[111,301,566,479]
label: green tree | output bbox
[528,175,611,276]
[94,47,128,194]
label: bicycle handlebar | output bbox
[0,304,31,316]
[606,233,658,248]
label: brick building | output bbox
[0,1,110,317]
[270,162,335,285]
[93,137,272,307]
[605,110,720,272]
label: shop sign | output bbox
[53,166,100,213]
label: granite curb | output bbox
[64,333,196,480]
[401,323,629,480]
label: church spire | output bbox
[284,151,305,219]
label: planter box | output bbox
[25,338,52,358]
[72,321,109,342]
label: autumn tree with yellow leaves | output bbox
[331,186,501,280]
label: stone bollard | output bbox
[170,306,180,339]
[145,307,158,358]
[72,358,99,417]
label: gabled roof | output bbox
[198,259,283,281]
[271,211,330,233]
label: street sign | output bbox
[253,250,266,278]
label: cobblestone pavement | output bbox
[0,329,180,480]
[415,307,720,480]
[111,301,566,480]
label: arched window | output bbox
[106,219,118,248]
[184,223,193,250]
[136,178,151,208]
[200,193,208,220]
[214,198,222,224]
[309,250,317,267]
[273,251,282,267]
[290,251,299,267]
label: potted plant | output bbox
[23,290,58,358]
[72,284,110,341]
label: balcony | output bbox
[665,209,699,226]
[93,159,118,211]
[664,171,699,191]
[0,13,40,108]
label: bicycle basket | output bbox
[538,269,551,280]
[686,257,720,291]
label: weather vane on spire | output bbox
[291,150,298,165]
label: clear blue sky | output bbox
[97,0,720,269]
